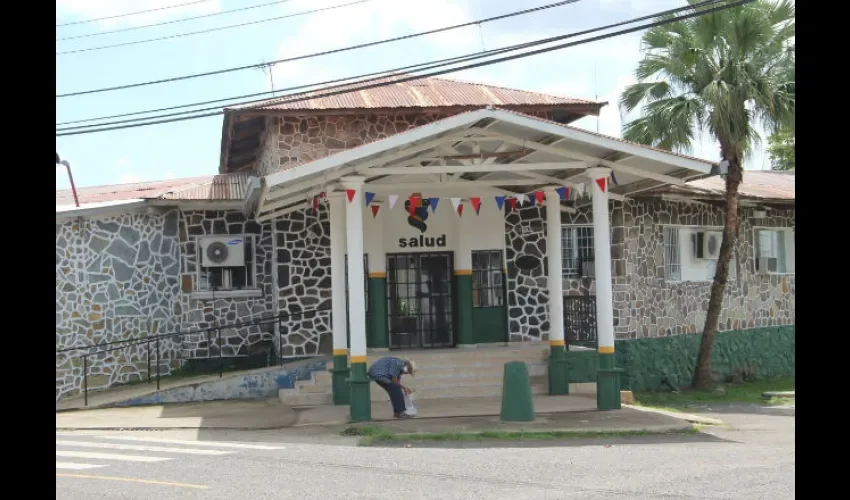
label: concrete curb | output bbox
[56,426,295,432]
[623,404,725,426]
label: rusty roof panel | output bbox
[56,173,253,206]
[680,171,795,200]
[233,74,599,112]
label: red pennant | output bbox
[312,197,319,212]
[534,191,545,204]
[408,195,421,216]
[507,197,517,211]
[469,197,481,214]
[457,204,464,217]
[319,192,326,198]
[345,189,356,203]
[595,177,607,193]
[370,205,380,218]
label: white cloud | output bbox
[55,0,221,28]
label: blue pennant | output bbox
[610,172,619,185]
[364,192,376,206]
[555,186,566,200]
[495,196,505,210]
[429,197,439,212]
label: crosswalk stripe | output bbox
[58,434,286,450]
[56,462,106,470]
[56,440,234,456]
[56,451,172,462]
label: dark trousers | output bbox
[374,379,406,414]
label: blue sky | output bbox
[56,0,772,191]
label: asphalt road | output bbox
[56,405,794,500]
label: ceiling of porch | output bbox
[254,107,717,221]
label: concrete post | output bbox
[328,192,350,405]
[545,187,569,395]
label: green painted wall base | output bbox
[347,362,371,422]
[367,277,388,348]
[331,354,350,405]
[500,361,535,422]
[455,274,474,345]
[597,352,622,411]
[548,345,570,395]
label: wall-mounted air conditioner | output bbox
[199,235,246,268]
[757,257,778,274]
[694,231,722,259]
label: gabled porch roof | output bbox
[255,107,717,221]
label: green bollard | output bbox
[500,361,535,422]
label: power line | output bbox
[56,0,750,137]
[57,0,721,127]
[56,0,371,55]
[58,0,297,41]
[57,0,212,27]
[57,0,582,96]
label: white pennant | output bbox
[388,195,399,209]
[450,197,461,213]
[576,183,586,198]
[516,193,528,205]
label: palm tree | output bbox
[619,0,795,389]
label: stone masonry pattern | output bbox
[56,212,181,401]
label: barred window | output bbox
[561,225,595,278]
[663,226,682,281]
[472,250,504,308]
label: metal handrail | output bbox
[57,306,332,406]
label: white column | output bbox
[586,167,615,352]
[545,187,565,346]
[367,203,386,276]
[341,176,368,362]
[328,193,348,356]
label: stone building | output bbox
[56,75,795,413]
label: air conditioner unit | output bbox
[757,257,778,274]
[694,231,722,259]
[199,235,245,268]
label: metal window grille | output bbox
[563,295,597,345]
[471,250,505,308]
[754,229,787,273]
[663,227,681,281]
[198,235,256,291]
[561,225,595,278]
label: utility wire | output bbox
[57,0,211,27]
[56,0,370,55]
[58,0,296,41]
[56,0,750,137]
[57,0,721,126]
[57,0,582,96]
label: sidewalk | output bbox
[56,394,716,435]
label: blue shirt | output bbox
[368,357,405,384]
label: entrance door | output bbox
[387,252,454,349]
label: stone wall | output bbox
[274,206,333,356]
[505,205,549,342]
[177,210,276,359]
[55,211,181,401]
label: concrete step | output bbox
[366,350,548,365]
[370,378,550,402]
[279,390,332,406]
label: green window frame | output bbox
[471,250,504,308]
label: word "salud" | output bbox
[398,234,447,248]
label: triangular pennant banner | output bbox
[507,197,517,211]
[555,186,566,200]
[528,194,536,207]
[345,189,356,203]
[470,197,482,214]
[364,192,376,206]
[457,203,464,217]
[370,204,380,218]
[429,197,440,213]
[595,177,607,193]
[495,196,505,210]
[516,193,527,206]
[312,197,319,212]
[564,187,571,201]
[534,191,545,205]
[388,194,399,209]
[610,172,619,185]
[576,183,586,197]
[450,197,461,214]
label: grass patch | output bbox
[343,426,699,446]
[634,376,795,409]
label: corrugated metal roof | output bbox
[679,171,795,200]
[55,173,253,206]
[232,74,600,112]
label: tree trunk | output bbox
[692,149,743,390]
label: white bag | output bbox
[404,392,418,416]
